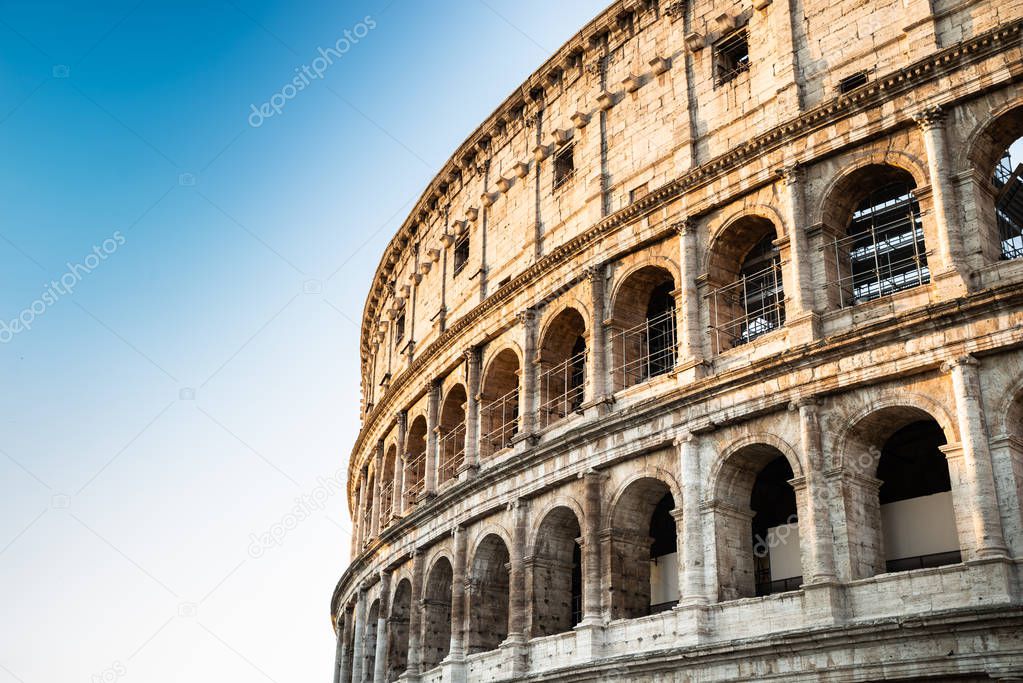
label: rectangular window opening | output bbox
[553,144,575,191]
[714,28,749,86]
[452,233,470,275]
[838,71,868,94]
[394,313,405,346]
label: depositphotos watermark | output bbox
[247,468,348,558]
[248,16,377,128]
[0,231,126,343]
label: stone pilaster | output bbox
[425,380,440,496]
[373,571,391,683]
[403,550,425,679]
[461,346,481,474]
[370,440,384,540]
[777,165,820,343]
[339,604,355,683]
[333,614,345,683]
[943,355,1008,558]
[676,432,710,604]
[674,219,705,381]
[517,309,538,440]
[351,585,368,683]
[504,499,529,673]
[915,106,968,295]
[791,399,836,583]
[580,469,603,625]
[394,411,407,517]
[584,264,610,406]
[356,466,368,550]
[448,526,468,660]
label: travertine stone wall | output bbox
[333,0,1023,680]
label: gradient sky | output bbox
[0,2,608,681]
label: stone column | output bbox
[580,470,603,625]
[792,399,837,583]
[351,585,367,683]
[333,614,345,683]
[915,106,967,293]
[989,435,1023,557]
[517,310,538,439]
[355,466,368,550]
[677,433,710,604]
[373,571,391,683]
[674,219,705,380]
[507,499,528,640]
[339,604,355,683]
[462,346,481,473]
[448,526,468,659]
[393,411,407,516]
[425,380,440,496]
[404,550,425,677]
[943,355,1008,557]
[585,265,609,404]
[777,165,820,343]
[370,441,384,540]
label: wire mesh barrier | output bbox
[437,423,466,484]
[829,188,929,306]
[479,389,519,459]
[403,452,425,505]
[536,351,586,430]
[378,482,393,524]
[609,309,677,391]
[709,261,785,352]
[995,161,1023,260]
[714,28,750,86]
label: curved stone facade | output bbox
[332,1,1023,680]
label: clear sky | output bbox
[0,2,608,681]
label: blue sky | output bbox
[0,2,608,681]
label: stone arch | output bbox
[421,555,453,670]
[364,598,380,679]
[608,258,681,324]
[467,533,512,653]
[961,99,1023,180]
[480,347,521,457]
[438,383,467,484]
[537,306,588,428]
[607,264,678,391]
[817,158,931,309]
[704,204,789,269]
[836,400,962,580]
[704,212,786,351]
[995,373,1023,439]
[386,578,412,681]
[404,414,429,503]
[530,504,583,637]
[527,496,587,553]
[537,297,591,343]
[607,474,681,619]
[709,437,804,600]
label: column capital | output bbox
[788,395,820,411]
[775,163,804,185]
[670,216,694,235]
[516,308,536,325]
[584,263,606,282]
[941,353,979,373]
[913,104,945,131]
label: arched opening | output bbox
[386,579,411,682]
[707,218,785,353]
[480,349,520,458]
[380,445,396,528]
[422,557,453,670]
[364,599,379,678]
[531,507,583,637]
[822,165,928,308]
[714,445,801,600]
[537,308,587,429]
[842,406,960,579]
[404,416,427,506]
[877,420,959,573]
[609,265,677,391]
[969,106,1023,262]
[609,478,679,619]
[438,384,467,484]
[467,535,511,653]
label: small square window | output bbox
[452,233,469,275]
[714,28,749,86]
[837,71,868,93]
[553,144,575,191]
[630,183,649,204]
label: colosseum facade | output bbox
[331,0,1023,680]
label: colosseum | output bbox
[330,0,1023,680]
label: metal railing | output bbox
[479,388,519,458]
[536,351,586,430]
[755,575,803,597]
[830,204,929,307]
[403,452,425,505]
[709,261,785,353]
[378,482,393,526]
[884,550,961,573]
[437,423,465,484]
[996,162,1023,260]
[610,308,677,391]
